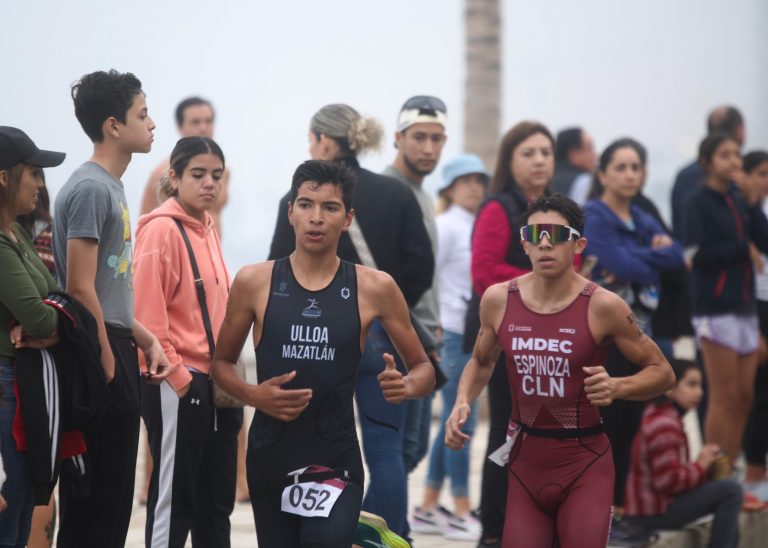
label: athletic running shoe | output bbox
[743,479,768,502]
[608,517,659,546]
[742,491,768,512]
[444,512,482,541]
[410,505,452,534]
[355,511,410,548]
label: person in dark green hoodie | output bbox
[0,126,64,547]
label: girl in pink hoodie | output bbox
[134,137,242,548]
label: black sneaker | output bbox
[608,517,659,546]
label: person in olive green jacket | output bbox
[0,126,65,547]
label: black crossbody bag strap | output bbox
[174,219,215,357]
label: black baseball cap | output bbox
[0,126,66,171]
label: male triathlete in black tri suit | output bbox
[446,194,674,547]
[212,160,435,547]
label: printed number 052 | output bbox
[289,485,331,511]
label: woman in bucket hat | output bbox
[412,154,488,541]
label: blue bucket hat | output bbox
[439,153,490,195]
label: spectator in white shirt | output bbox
[412,154,489,541]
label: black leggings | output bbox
[249,484,363,548]
[479,355,511,541]
[744,300,768,465]
[599,345,645,507]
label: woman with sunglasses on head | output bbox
[133,137,240,547]
[684,134,768,476]
[447,193,674,547]
[582,138,684,543]
[466,121,554,548]
[0,127,65,547]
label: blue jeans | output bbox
[403,393,433,474]
[654,337,675,362]
[355,321,409,538]
[628,479,742,548]
[425,330,477,498]
[0,360,34,547]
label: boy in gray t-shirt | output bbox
[54,161,134,328]
[52,70,170,548]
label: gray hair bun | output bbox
[311,104,383,156]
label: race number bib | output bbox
[280,466,346,518]
[488,422,521,467]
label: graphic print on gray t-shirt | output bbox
[53,161,134,328]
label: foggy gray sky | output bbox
[2,0,766,274]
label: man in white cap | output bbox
[383,95,448,540]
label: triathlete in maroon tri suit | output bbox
[499,278,613,546]
[446,193,674,548]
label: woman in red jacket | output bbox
[469,121,554,548]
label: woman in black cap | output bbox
[0,127,65,546]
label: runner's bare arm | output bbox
[360,268,434,402]
[140,161,168,215]
[584,289,675,406]
[446,283,505,449]
[215,167,230,210]
[212,264,312,421]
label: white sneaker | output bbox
[410,506,452,535]
[444,512,482,541]
[743,479,768,502]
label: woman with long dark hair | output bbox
[134,137,240,547]
[16,171,57,548]
[583,138,685,542]
[0,127,64,547]
[741,150,768,501]
[685,133,768,472]
[584,138,684,335]
[468,121,554,548]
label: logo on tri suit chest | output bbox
[302,298,322,319]
[273,280,290,298]
[341,287,350,300]
[508,323,532,332]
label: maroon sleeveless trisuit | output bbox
[496,279,615,547]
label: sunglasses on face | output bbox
[401,95,447,114]
[520,224,581,244]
